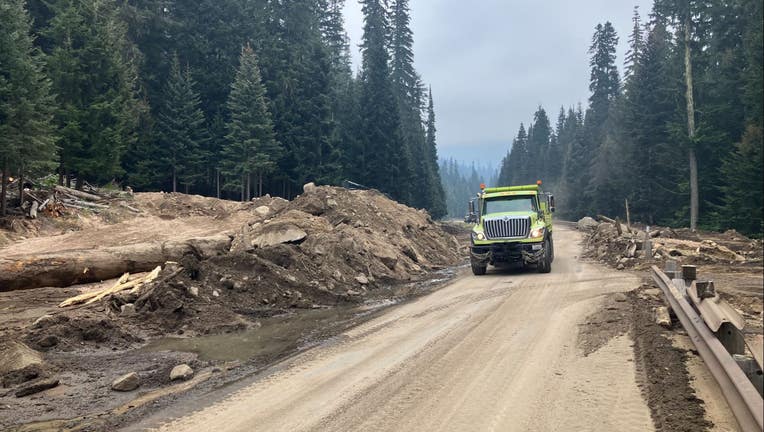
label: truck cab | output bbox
[468,182,555,275]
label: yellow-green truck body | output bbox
[469,184,555,275]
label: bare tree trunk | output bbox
[1,158,7,217]
[0,235,232,291]
[625,198,631,228]
[58,166,64,186]
[216,168,221,199]
[184,183,189,194]
[246,173,251,201]
[684,14,699,232]
[18,166,24,206]
[240,174,245,202]
[172,166,177,193]
[258,172,263,197]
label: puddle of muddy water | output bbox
[141,306,369,362]
[143,269,463,363]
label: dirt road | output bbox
[135,226,654,432]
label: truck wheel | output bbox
[549,236,555,263]
[471,261,487,276]
[537,238,552,274]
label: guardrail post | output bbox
[682,265,697,281]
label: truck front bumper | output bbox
[471,241,544,265]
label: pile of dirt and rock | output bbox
[577,216,763,270]
[30,184,465,342]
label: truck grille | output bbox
[484,217,531,239]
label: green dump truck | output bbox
[467,182,555,275]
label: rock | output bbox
[0,341,44,377]
[355,275,369,285]
[251,226,308,248]
[233,281,246,292]
[37,335,59,348]
[577,217,599,231]
[120,303,136,316]
[372,248,399,269]
[614,292,628,302]
[188,286,199,297]
[254,206,271,217]
[15,378,59,397]
[346,289,361,296]
[111,372,140,391]
[617,263,625,270]
[169,364,194,381]
[303,182,317,193]
[212,290,220,297]
[326,198,338,208]
[2,364,44,387]
[32,315,56,329]
[220,278,235,290]
[654,306,671,328]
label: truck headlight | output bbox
[471,231,486,241]
[529,227,545,239]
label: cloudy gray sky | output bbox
[343,0,653,166]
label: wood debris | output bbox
[59,267,161,308]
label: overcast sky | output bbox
[343,0,653,166]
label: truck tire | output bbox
[471,261,487,275]
[549,236,555,263]
[537,238,552,274]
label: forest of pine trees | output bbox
[498,1,763,237]
[0,0,447,218]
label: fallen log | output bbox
[54,185,102,202]
[61,199,110,209]
[118,201,141,213]
[0,235,231,291]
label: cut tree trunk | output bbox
[684,13,698,232]
[54,185,102,202]
[0,235,232,291]
[1,158,6,216]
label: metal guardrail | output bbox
[651,265,764,432]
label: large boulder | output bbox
[111,372,140,391]
[577,217,599,232]
[169,364,194,381]
[0,341,43,377]
[251,226,308,248]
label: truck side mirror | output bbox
[549,195,556,212]
[466,200,477,224]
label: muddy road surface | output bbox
[131,226,657,432]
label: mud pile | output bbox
[31,185,464,343]
[578,217,763,270]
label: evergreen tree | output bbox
[357,0,405,200]
[45,0,142,186]
[157,55,208,193]
[424,87,447,218]
[621,21,683,224]
[0,0,57,215]
[527,107,551,182]
[624,6,644,82]
[259,0,335,196]
[389,0,422,206]
[544,107,566,185]
[222,45,280,201]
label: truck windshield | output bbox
[484,196,536,214]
